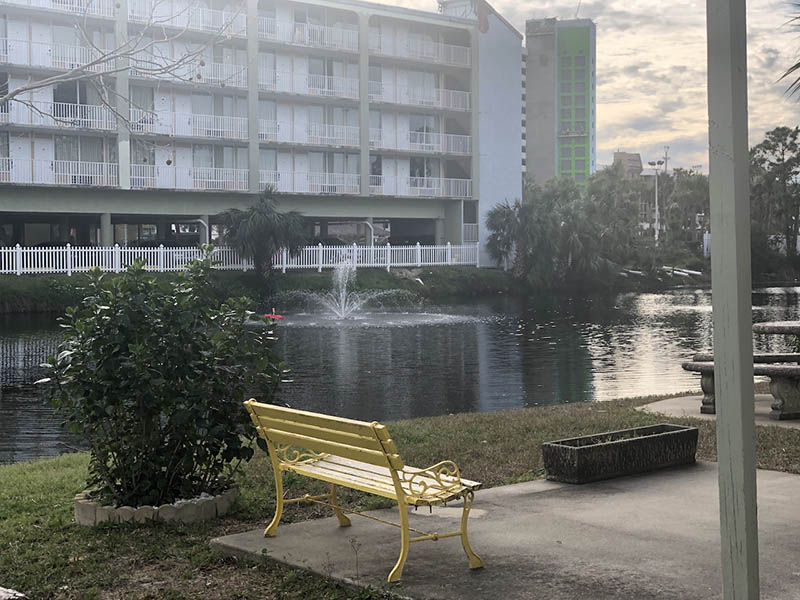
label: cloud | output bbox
[373,0,798,171]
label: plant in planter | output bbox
[40,252,284,517]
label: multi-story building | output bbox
[523,17,596,186]
[0,0,522,265]
[613,151,643,177]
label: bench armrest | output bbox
[399,460,463,497]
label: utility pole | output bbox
[647,159,665,244]
[663,146,670,173]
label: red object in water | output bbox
[264,313,286,320]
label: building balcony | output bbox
[258,119,359,147]
[129,56,247,89]
[0,158,118,186]
[130,108,248,140]
[0,38,109,72]
[0,0,113,19]
[368,82,471,111]
[7,100,116,131]
[368,33,471,68]
[257,17,358,52]
[259,69,359,100]
[259,170,360,195]
[369,128,471,155]
[130,164,248,191]
[370,174,472,198]
[128,0,246,36]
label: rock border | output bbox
[74,487,239,526]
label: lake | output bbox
[2,286,799,464]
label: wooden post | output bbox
[282,248,288,274]
[14,243,21,276]
[386,242,391,272]
[114,244,121,274]
[707,0,760,597]
[65,243,72,277]
[318,242,323,273]
[158,244,165,272]
[416,242,422,267]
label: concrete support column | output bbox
[706,0,760,596]
[115,0,130,190]
[246,0,261,194]
[358,12,370,197]
[57,215,70,242]
[100,213,113,246]
[444,200,463,244]
[362,216,373,244]
[199,214,210,245]
[435,218,445,244]
[469,28,480,204]
[156,218,170,241]
[319,220,328,238]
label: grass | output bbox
[0,267,514,315]
[5,391,800,599]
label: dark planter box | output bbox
[542,424,699,484]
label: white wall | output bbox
[476,13,523,265]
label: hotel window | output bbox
[560,56,572,67]
[560,69,570,82]
[575,159,586,170]
[259,148,277,172]
[575,172,586,182]
[370,154,382,176]
[574,69,586,81]
[561,95,571,106]
[575,107,586,119]
[131,139,154,165]
[575,82,586,93]
[561,82,571,93]
[574,146,586,157]
[574,56,586,67]
[561,146,571,157]
[560,108,571,119]
[410,156,439,178]
[561,159,571,172]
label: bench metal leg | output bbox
[460,491,483,569]
[700,372,716,414]
[769,376,800,420]
[329,483,351,528]
[265,468,284,537]
[387,500,410,583]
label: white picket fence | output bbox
[0,243,480,275]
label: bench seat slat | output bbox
[288,456,479,506]
[264,428,399,469]
[325,456,482,490]
[259,416,386,452]
[248,402,382,438]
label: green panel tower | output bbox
[524,18,596,186]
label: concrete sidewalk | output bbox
[640,394,800,429]
[212,463,800,599]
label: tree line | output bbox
[486,126,800,291]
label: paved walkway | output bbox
[640,394,800,429]
[212,463,800,599]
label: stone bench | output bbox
[682,353,800,419]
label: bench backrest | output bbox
[244,400,404,471]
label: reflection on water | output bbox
[3,286,800,463]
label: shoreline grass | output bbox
[4,391,800,599]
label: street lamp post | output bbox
[647,159,665,244]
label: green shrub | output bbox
[40,255,283,507]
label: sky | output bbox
[373,0,799,171]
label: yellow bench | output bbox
[244,400,484,582]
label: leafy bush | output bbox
[40,255,284,507]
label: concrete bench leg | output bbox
[769,376,800,420]
[700,372,716,414]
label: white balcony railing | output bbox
[130,109,248,139]
[257,17,358,52]
[370,175,472,198]
[369,34,471,67]
[130,164,248,191]
[257,120,359,147]
[0,0,114,18]
[259,69,358,100]
[196,61,247,88]
[371,130,472,155]
[0,158,118,186]
[128,0,246,36]
[9,100,116,130]
[368,82,471,111]
[0,38,109,72]
[258,171,360,194]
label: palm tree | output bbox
[782,4,800,97]
[219,187,307,280]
